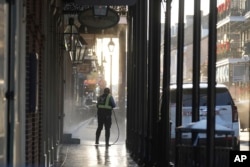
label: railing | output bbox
[217,7,245,22]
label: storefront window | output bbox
[0,3,7,165]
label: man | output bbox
[95,87,116,147]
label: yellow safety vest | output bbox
[98,94,112,109]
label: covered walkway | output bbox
[2,1,248,167]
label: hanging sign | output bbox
[78,8,120,29]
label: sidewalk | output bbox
[55,111,138,167]
[55,143,138,167]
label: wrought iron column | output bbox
[207,0,218,166]
[161,0,172,166]
[175,1,185,166]
[118,28,126,112]
[192,0,201,144]
[148,0,161,166]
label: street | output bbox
[236,100,250,130]
[240,131,250,151]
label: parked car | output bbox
[169,83,240,150]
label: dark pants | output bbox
[95,109,112,145]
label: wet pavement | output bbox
[56,109,139,167]
[56,144,138,167]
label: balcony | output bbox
[217,41,242,61]
[217,0,246,28]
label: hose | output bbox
[111,109,120,145]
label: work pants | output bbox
[95,109,112,145]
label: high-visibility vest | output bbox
[98,94,112,109]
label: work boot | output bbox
[105,134,110,147]
[95,135,99,145]
[96,130,101,145]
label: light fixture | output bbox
[108,38,115,52]
[73,36,88,64]
[64,17,88,64]
[64,17,79,52]
[93,6,108,16]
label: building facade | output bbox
[217,0,250,100]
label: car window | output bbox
[215,88,233,105]
[170,87,233,106]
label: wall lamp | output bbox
[73,36,88,64]
[64,17,79,52]
[64,17,88,64]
